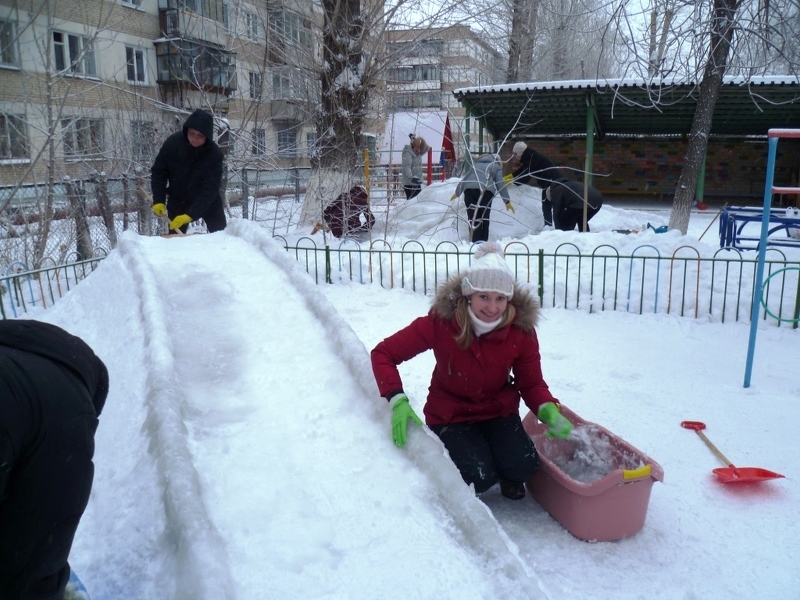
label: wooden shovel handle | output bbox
[694,429,734,467]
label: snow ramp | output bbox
[42,221,548,600]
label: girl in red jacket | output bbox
[371,242,572,500]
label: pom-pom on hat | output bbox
[461,242,515,299]
[512,141,527,156]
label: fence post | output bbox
[241,169,250,220]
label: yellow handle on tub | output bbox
[622,465,652,480]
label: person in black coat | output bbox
[549,179,604,232]
[0,320,109,600]
[151,109,227,233]
[511,142,566,227]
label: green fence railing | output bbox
[3,240,799,328]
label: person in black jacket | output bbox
[0,320,109,600]
[510,142,565,227]
[151,109,227,233]
[549,179,604,232]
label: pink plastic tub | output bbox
[522,405,664,542]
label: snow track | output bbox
[118,234,235,599]
[66,224,548,599]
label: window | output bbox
[179,0,228,25]
[0,19,19,67]
[62,118,103,156]
[251,128,265,155]
[126,46,147,83]
[245,11,258,39]
[121,0,143,7]
[131,120,155,164]
[277,130,296,158]
[53,31,97,76]
[249,71,262,100]
[269,10,311,48]
[306,132,316,158]
[388,64,439,83]
[0,114,28,160]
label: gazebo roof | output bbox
[452,76,800,139]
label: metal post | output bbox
[743,136,778,387]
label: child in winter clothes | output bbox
[401,136,428,200]
[452,154,515,242]
[371,242,572,500]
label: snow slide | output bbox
[41,221,548,599]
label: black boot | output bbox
[499,478,526,500]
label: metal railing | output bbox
[274,238,800,327]
[2,239,799,328]
[1,257,105,319]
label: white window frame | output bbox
[251,128,265,156]
[62,117,104,157]
[121,0,143,7]
[126,46,147,84]
[0,113,29,161]
[249,71,262,100]
[131,120,155,164]
[245,11,259,39]
[277,130,296,158]
[0,18,20,68]
[53,31,97,77]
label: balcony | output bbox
[155,38,237,93]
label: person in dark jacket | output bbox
[371,242,572,501]
[151,109,227,233]
[0,319,108,600]
[549,179,604,232]
[510,141,565,227]
[322,185,375,239]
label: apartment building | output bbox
[385,25,505,158]
[0,0,349,200]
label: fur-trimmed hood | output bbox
[431,274,540,331]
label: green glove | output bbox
[390,394,422,448]
[450,193,458,202]
[169,214,192,231]
[504,201,515,214]
[503,173,514,185]
[537,402,573,439]
[152,202,167,217]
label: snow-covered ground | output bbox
[25,179,800,599]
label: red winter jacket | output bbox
[371,277,556,426]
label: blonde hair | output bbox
[411,136,428,153]
[453,295,516,349]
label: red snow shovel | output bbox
[681,421,785,484]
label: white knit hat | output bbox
[461,242,515,299]
[512,141,527,156]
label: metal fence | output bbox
[2,239,799,328]
[274,238,800,327]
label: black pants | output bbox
[541,190,553,227]
[403,184,421,201]
[554,206,600,232]
[430,414,539,494]
[463,189,494,242]
[0,352,98,600]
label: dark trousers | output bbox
[0,353,97,600]
[403,184,421,201]
[430,414,539,494]
[541,192,553,227]
[554,206,600,232]
[463,189,494,242]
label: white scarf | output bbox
[467,305,502,337]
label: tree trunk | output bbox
[93,173,118,247]
[507,0,538,83]
[66,179,93,261]
[669,0,740,234]
[300,0,368,228]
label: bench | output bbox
[718,206,800,250]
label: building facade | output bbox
[385,25,505,158]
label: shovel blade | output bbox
[712,466,785,483]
